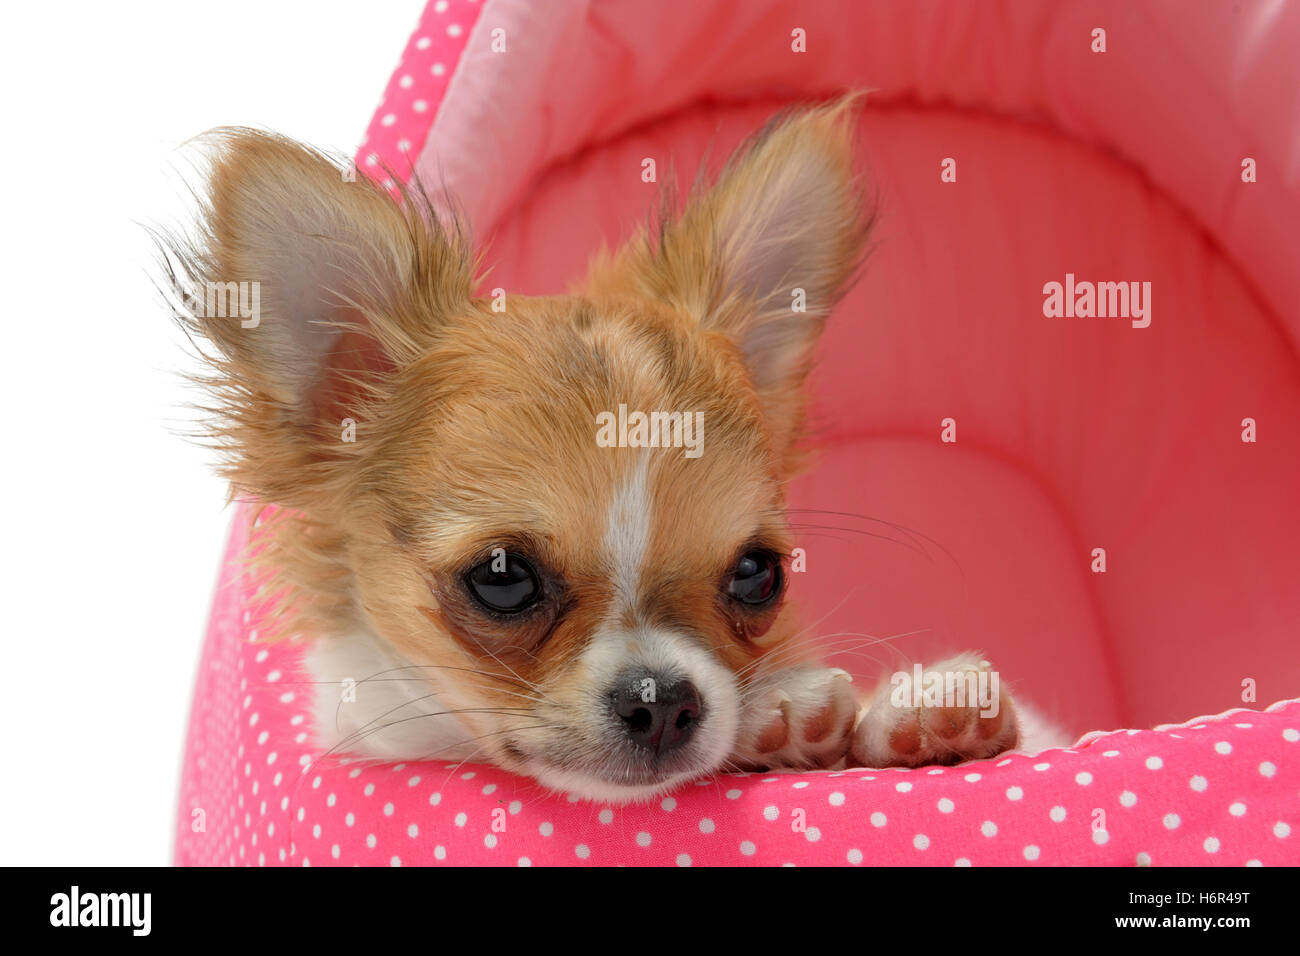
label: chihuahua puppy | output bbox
[171,96,1058,802]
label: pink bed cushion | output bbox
[176,0,1300,865]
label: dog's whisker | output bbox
[776,507,966,579]
[734,628,932,693]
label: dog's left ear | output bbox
[589,94,872,455]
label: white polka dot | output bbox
[913,834,930,850]
[518,857,531,867]
[661,797,677,812]
[447,23,462,37]
[575,844,590,859]
[1275,821,1292,839]
[937,798,955,813]
[1120,791,1138,807]
[1075,772,1093,785]
[870,812,887,827]
[1189,775,1208,792]
[789,783,807,792]
[847,848,864,865]
[1034,762,1051,771]
[1005,786,1024,801]
[330,845,340,859]
[1259,761,1277,778]
[365,834,376,849]
[896,781,913,793]
[739,840,756,856]
[412,100,428,113]
[484,834,497,849]
[1163,813,1181,830]
[1204,836,1220,853]
[432,63,446,76]
[399,75,413,89]
[539,822,553,837]
[454,812,467,827]
[1214,742,1232,755]
[829,792,846,806]
[964,773,982,782]
[390,856,402,866]
[364,784,375,797]
[635,832,651,847]
[1146,756,1164,769]
[955,857,972,867]
[699,817,715,833]
[1283,728,1299,742]
[1246,859,1262,866]
[383,802,395,816]
[407,823,418,838]
[676,854,691,867]
[1023,845,1040,861]
[1050,806,1067,822]
[598,809,613,824]
[481,784,496,796]
[1136,852,1152,866]
[1093,829,1110,845]
[805,827,822,842]
[415,36,431,50]
[429,792,442,806]
[727,788,744,798]
[981,820,997,837]
[434,846,446,860]
[1229,802,1247,816]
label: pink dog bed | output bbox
[175,0,1300,866]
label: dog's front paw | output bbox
[733,666,859,770]
[849,654,1019,768]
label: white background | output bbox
[0,0,426,865]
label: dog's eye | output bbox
[465,553,541,614]
[727,550,783,606]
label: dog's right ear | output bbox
[165,129,474,507]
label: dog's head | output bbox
[173,97,871,800]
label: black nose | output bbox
[611,669,702,756]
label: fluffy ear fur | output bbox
[585,94,873,457]
[163,128,475,508]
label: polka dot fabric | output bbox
[355,0,481,191]
[175,508,1300,866]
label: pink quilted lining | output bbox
[175,0,1300,865]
